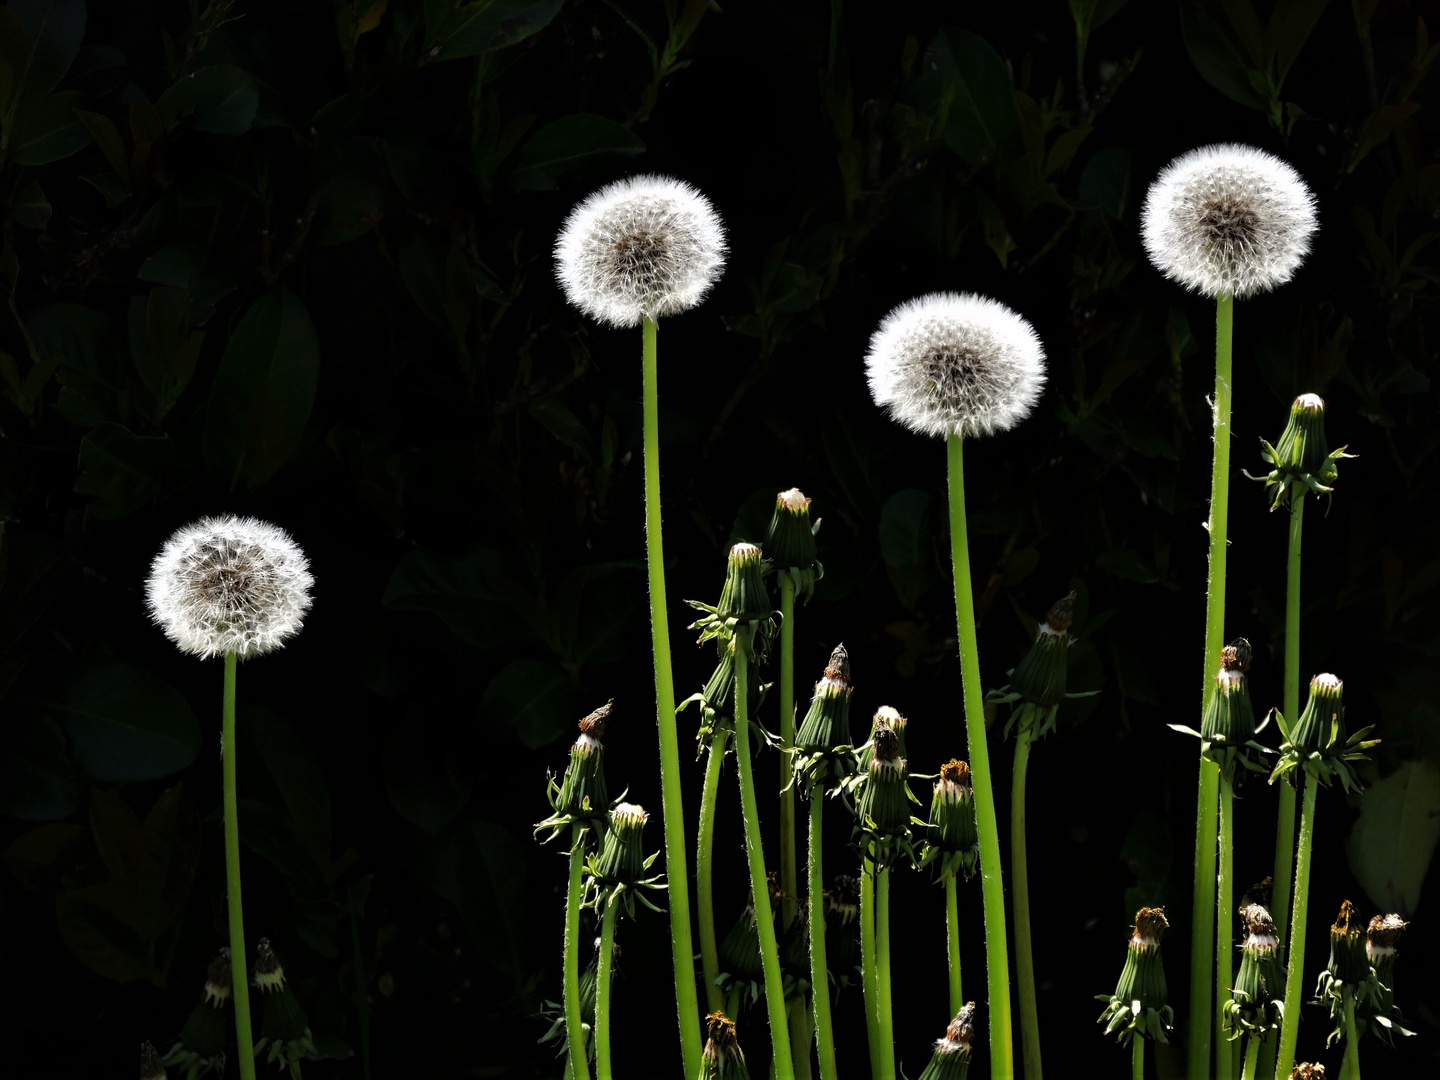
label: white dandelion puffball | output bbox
[1141,143,1317,299]
[146,516,314,659]
[554,174,726,327]
[865,292,1046,439]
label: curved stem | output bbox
[594,898,619,1080]
[1132,1036,1144,1080]
[697,730,730,1014]
[876,867,895,1080]
[1216,774,1236,1079]
[944,872,963,1017]
[1012,718,1041,1080]
[564,826,592,1080]
[640,316,703,1079]
[808,794,838,1080]
[1271,498,1305,944]
[1189,292,1235,1080]
[1275,771,1320,1080]
[860,853,881,1080]
[221,652,257,1080]
[1242,1034,1260,1080]
[945,434,1013,1080]
[1344,992,1361,1080]
[733,645,796,1080]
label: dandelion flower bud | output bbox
[1359,913,1414,1044]
[1316,899,1385,1046]
[1200,638,1263,777]
[1009,593,1074,710]
[146,515,314,659]
[1257,393,1351,511]
[864,292,1046,440]
[538,702,613,838]
[1224,904,1284,1037]
[593,803,650,887]
[918,1002,977,1080]
[1140,143,1318,299]
[921,760,980,880]
[858,724,910,836]
[793,645,855,791]
[253,939,316,1072]
[764,488,822,598]
[163,949,232,1073]
[823,874,861,989]
[1272,671,1378,792]
[554,174,726,328]
[140,1042,166,1080]
[1096,907,1174,1046]
[700,1012,752,1080]
[719,878,780,1003]
[1288,673,1344,757]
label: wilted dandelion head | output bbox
[865,292,1046,439]
[146,516,313,660]
[1141,143,1317,299]
[555,174,726,327]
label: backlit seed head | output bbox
[146,516,313,659]
[1141,143,1317,298]
[865,292,1046,439]
[555,174,726,327]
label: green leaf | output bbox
[202,286,320,490]
[315,174,385,245]
[480,659,578,749]
[128,289,205,418]
[10,175,50,228]
[912,28,1022,167]
[1180,1,1270,111]
[529,397,597,463]
[137,242,234,326]
[1345,759,1440,916]
[879,487,931,612]
[508,113,645,190]
[44,662,201,783]
[382,709,472,833]
[1070,0,1131,39]
[26,301,123,426]
[422,0,564,63]
[156,65,259,134]
[1077,147,1135,218]
[239,705,338,878]
[75,421,191,520]
[72,107,128,180]
[383,546,529,650]
[1267,0,1331,83]
[399,234,474,361]
[0,713,82,820]
[10,89,91,164]
[6,0,85,114]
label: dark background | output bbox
[1,0,1437,1076]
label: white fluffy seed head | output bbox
[554,174,726,328]
[1141,143,1318,299]
[865,292,1046,439]
[146,515,314,660]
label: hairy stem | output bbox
[1132,1035,1144,1080]
[641,316,703,1078]
[1216,773,1236,1078]
[733,645,796,1080]
[779,576,798,925]
[221,652,257,1080]
[1344,992,1361,1080]
[697,729,730,1014]
[594,898,619,1080]
[945,434,1013,1079]
[565,826,591,1080]
[1275,771,1320,1080]
[1189,292,1235,1080]
[1242,1034,1260,1080]
[876,866,895,1080]
[1012,717,1042,1080]
[808,794,839,1080]
[945,872,963,1017]
[861,854,881,1080]
[1272,498,1305,944]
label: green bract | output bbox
[792,645,856,792]
[1269,674,1379,793]
[1097,908,1174,1046]
[918,760,980,881]
[763,488,823,600]
[1223,904,1284,1038]
[1255,393,1352,511]
[537,702,613,841]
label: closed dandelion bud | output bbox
[765,489,821,596]
[1097,908,1174,1046]
[699,649,763,731]
[699,1012,751,1080]
[858,705,909,768]
[1327,900,1369,983]
[164,948,232,1073]
[253,939,316,1073]
[1289,673,1344,756]
[1201,639,1265,779]
[718,543,771,625]
[918,1002,977,1080]
[594,803,650,887]
[1258,394,1350,510]
[719,882,777,1000]
[1290,1066,1326,1080]
[780,906,811,999]
[1358,913,1414,1043]
[1225,904,1284,1037]
[921,761,980,880]
[539,937,612,1060]
[140,1042,167,1080]
[1272,672,1378,793]
[1010,594,1074,709]
[824,875,861,988]
[794,645,855,791]
[858,725,910,835]
[557,703,612,822]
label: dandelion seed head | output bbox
[146,515,313,660]
[1141,143,1317,299]
[555,174,726,327]
[865,292,1046,439]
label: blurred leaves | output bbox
[1346,759,1440,917]
[421,0,564,63]
[509,113,644,190]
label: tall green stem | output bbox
[733,645,796,1080]
[698,730,730,1014]
[1132,1036,1144,1080]
[1271,498,1305,943]
[1242,1035,1260,1080]
[640,316,703,1078]
[779,577,798,924]
[594,898,619,1080]
[1012,718,1041,1080]
[1274,771,1319,1080]
[565,826,591,1080]
[945,434,1013,1080]
[1216,775,1236,1078]
[944,872,963,1017]
[1189,292,1235,1080]
[808,794,838,1080]
[861,854,882,1080]
[221,652,257,1080]
[1343,993,1361,1080]
[876,867,895,1080]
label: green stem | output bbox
[698,729,730,1015]
[594,898,619,1080]
[1274,771,1319,1080]
[1012,717,1041,1080]
[789,991,813,1080]
[221,652,257,1080]
[1132,1036,1144,1080]
[945,434,1013,1080]
[1242,1034,1260,1080]
[876,867,895,1080]
[944,872,963,1017]
[1271,498,1305,945]
[733,644,796,1080]
[779,576,798,926]
[1189,291,1235,1080]
[1216,774,1236,1079]
[861,853,882,1080]
[1344,993,1361,1080]
[640,316,703,1079]
[565,826,592,1080]
[808,794,838,1080]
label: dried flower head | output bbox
[1098,907,1173,1045]
[1290,1066,1325,1080]
[146,516,313,660]
[555,174,727,327]
[865,292,1046,439]
[700,1012,751,1080]
[918,1002,976,1080]
[1141,143,1318,299]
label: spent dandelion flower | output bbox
[1358,914,1415,1045]
[163,949,232,1078]
[917,1002,977,1080]
[1097,907,1174,1055]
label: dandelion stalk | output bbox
[876,866,895,1079]
[860,855,881,1078]
[1343,996,1361,1080]
[1242,1037,1261,1080]
[698,729,730,1015]
[945,872,963,1015]
[221,651,258,1080]
[1271,496,1304,943]
[1011,719,1040,1079]
[594,897,620,1080]
[778,574,798,923]
[1132,1039,1144,1080]
[807,794,838,1080]
[1275,770,1318,1079]
[565,825,591,1080]
[1215,770,1236,1080]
